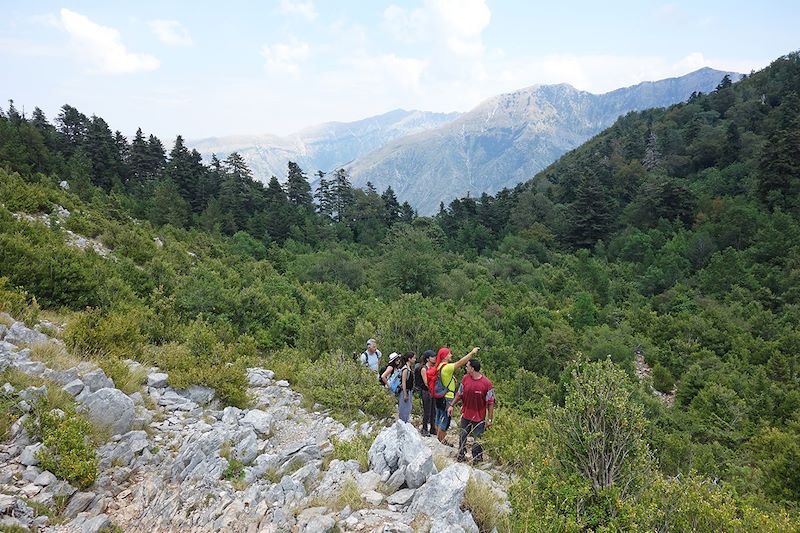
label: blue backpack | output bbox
[388,367,407,395]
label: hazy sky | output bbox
[2,1,797,141]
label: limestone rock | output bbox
[241,409,273,435]
[20,443,43,466]
[247,367,275,386]
[406,463,477,532]
[82,368,114,392]
[387,488,415,506]
[368,420,436,489]
[6,321,48,345]
[33,470,57,486]
[80,388,135,435]
[81,514,112,533]
[64,491,96,519]
[180,384,215,405]
[63,379,85,397]
[147,372,169,388]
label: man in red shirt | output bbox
[448,358,495,464]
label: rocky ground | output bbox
[0,313,510,532]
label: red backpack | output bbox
[427,362,454,399]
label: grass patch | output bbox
[263,467,283,484]
[332,476,365,512]
[21,498,53,519]
[433,454,450,473]
[29,342,80,371]
[222,458,245,482]
[0,375,25,440]
[462,476,511,533]
[98,356,147,395]
[324,433,373,472]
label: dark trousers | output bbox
[420,389,436,433]
[458,417,485,462]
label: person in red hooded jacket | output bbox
[430,346,479,444]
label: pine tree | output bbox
[757,93,800,209]
[381,186,400,226]
[127,128,150,185]
[264,175,290,242]
[56,104,88,157]
[114,131,130,185]
[642,131,662,172]
[147,134,166,177]
[217,152,254,232]
[167,135,198,207]
[85,115,119,190]
[400,201,415,223]
[285,161,312,210]
[314,173,333,220]
[568,173,614,249]
[331,168,354,223]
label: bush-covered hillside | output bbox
[2,52,800,530]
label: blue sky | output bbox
[2,1,797,141]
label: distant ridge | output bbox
[346,67,742,214]
[188,109,460,183]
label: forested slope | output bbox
[1,52,799,531]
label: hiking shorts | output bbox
[434,397,452,431]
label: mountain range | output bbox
[189,67,739,214]
[188,109,459,185]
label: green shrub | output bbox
[65,307,146,360]
[153,342,250,408]
[0,169,52,213]
[0,276,39,325]
[99,357,147,395]
[652,363,675,393]
[25,400,98,489]
[222,458,245,481]
[295,352,393,421]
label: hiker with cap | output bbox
[380,352,402,388]
[448,358,495,464]
[415,349,437,436]
[429,346,479,444]
[360,339,382,372]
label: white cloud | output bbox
[383,0,490,56]
[486,52,756,96]
[55,8,159,74]
[261,38,310,75]
[341,53,428,91]
[655,3,682,19]
[278,0,318,20]
[148,19,192,47]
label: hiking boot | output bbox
[420,429,430,437]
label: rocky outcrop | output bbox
[0,311,510,532]
[368,420,437,490]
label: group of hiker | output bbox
[359,339,495,464]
